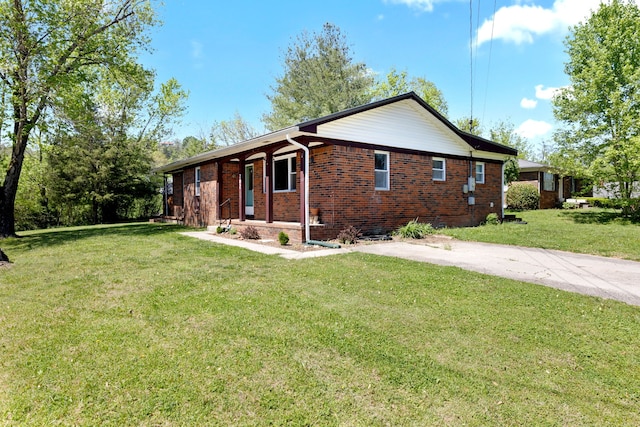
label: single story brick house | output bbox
[515,159,591,209]
[155,92,517,243]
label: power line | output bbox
[482,0,498,124]
[469,0,474,131]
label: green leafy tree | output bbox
[263,23,373,130]
[47,68,186,225]
[181,136,211,158]
[488,120,531,183]
[553,0,640,201]
[453,117,483,136]
[371,68,448,116]
[210,112,259,147]
[0,0,156,237]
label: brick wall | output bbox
[172,172,183,208]
[308,145,503,239]
[174,144,505,239]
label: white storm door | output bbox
[245,164,254,216]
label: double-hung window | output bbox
[432,158,446,181]
[475,162,485,184]
[274,154,297,192]
[374,151,389,190]
[195,167,201,196]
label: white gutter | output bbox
[286,134,310,243]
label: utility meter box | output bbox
[468,177,476,192]
[468,196,475,205]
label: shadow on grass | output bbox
[558,209,639,225]
[5,222,193,252]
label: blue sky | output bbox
[140,0,614,153]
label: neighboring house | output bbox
[155,92,517,243]
[515,159,591,209]
[593,182,640,199]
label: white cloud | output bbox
[515,119,553,139]
[476,0,606,46]
[384,0,438,12]
[191,40,203,59]
[535,84,562,100]
[520,98,538,109]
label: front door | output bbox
[245,164,254,216]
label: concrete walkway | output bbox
[181,232,640,307]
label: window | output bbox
[475,162,485,184]
[274,154,297,192]
[432,158,446,181]
[543,172,555,191]
[374,151,389,190]
[195,167,201,196]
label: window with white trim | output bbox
[274,154,297,192]
[432,158,446,181]
[543,172,555,191]
[374,151,389,190]
[475,162,485,184]
[195,167,201,196]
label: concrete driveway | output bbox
[351,240,640,307]
[182,232,640,307]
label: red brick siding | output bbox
[172,172,183,207]
[540,190,558,209]
[308,145,503,240]
[173,145,505,239]
[220,163,240,221]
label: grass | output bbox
[443,208,640,261]
[1,222,639,425]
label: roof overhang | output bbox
[154,126,309,174]
[518,159,556,173]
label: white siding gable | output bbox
[315,99,472,157]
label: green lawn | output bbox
[443,208,640,261]
[1,222,639,425]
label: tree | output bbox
[553,0,640,201]
[180,136,211,159]
[210,112,260,147]
[263,23,374,130]
[453,117,483,136]
[46,69,186,225]
[488,120,531,184]
[371,68,449,116]
[0,0,157,237]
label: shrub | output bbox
[240,226,260,240]
[485,213,500,225]
[216,226,224,234]
[229,228,237,235]
[562,202,577,210]
[584,197,626,209]
[278,231,290,245]
[395,219,434,239]
[337,225,361,244]
[621,198,640,220]
[507,183,540,211]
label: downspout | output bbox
[501,162,505,219]
[286,134,310,243]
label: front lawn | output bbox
[443,208,640,261]
[1,223,639,425]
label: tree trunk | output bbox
[0,132,29,238]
